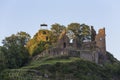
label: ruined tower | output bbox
[95,28,106,54]
[36,24,51,42]
[58,29,69,49]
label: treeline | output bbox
[0,23,96,71]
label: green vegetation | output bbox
[0,23,120,80]
[0,55,120,80]
[0,47,6,71]
[22,56,81,69]
[1,32,30,69]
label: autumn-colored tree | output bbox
[26,30,52,56]
[32,41,49,56]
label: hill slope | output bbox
[0,52,120,80]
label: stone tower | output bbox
[36,24,50,42]
[95,28,106,54]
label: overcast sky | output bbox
[0,0,120,60]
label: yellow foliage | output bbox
[26,30,52,55]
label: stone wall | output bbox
[35,48,99,63]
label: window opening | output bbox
[63,42,66,48]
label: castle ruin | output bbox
[35,25,106,64]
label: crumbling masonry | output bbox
[35,27,106,64]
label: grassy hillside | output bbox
[0,53,120,80]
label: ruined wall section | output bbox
[57,30,70,49]
[95,28,106,54]
[73,37,82,49]
[34,48,99,63]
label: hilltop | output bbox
[0,23,120,80]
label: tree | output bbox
[67,23,82,44]
[80,24,91,42]
[2,31,30,68]
[67,23,81,37]
[26,30,52,56]
[67,23,91,42]
[3,32,30,47]
[91,26,96,41]
[51,23,66,42]
[32,41,47,56]
[0,46,7,71]
[26,39,37,55]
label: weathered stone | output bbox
[35,27,106,64]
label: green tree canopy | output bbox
[51,23,66,42]
[67,23,91,42]
[0,46,7,71]
[51,23,66,36]
[80,24,91,41]
[2,31,30,68]
[91,26,96,41]
[67,23,81,37]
